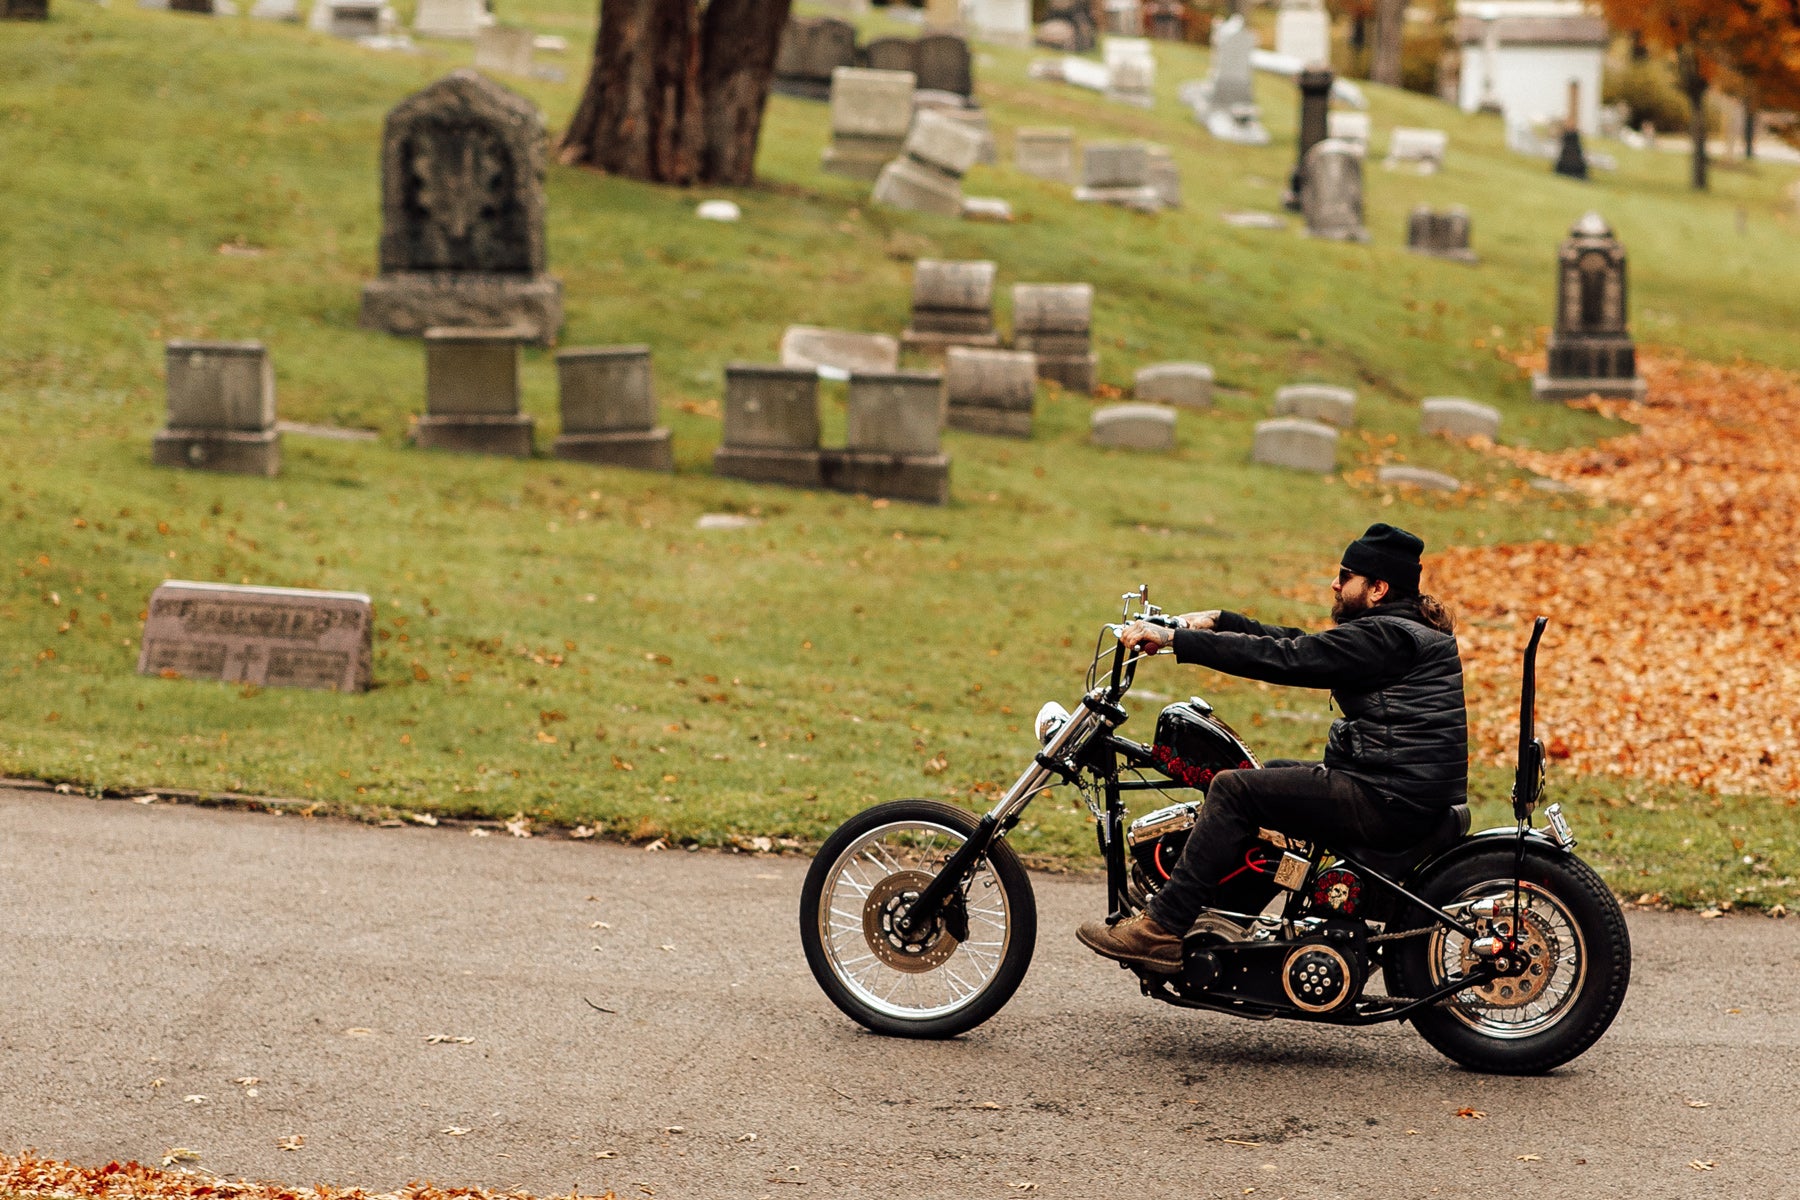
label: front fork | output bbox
[1096,743,1134,924]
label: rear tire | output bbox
[1388,845,1630,1074]
[799,799,1036,1039]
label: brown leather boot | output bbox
[1075,912,1182,973]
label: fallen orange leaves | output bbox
[0,1152,617,1200]
[1436,354,1800,796]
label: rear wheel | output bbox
[1388,845,1630,1074]
[799,799,1036,1038]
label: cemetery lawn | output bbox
[3,3,1798,910]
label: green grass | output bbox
[1,3,1796,908]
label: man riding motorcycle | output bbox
[1077,522,1467,973]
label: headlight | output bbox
[1034,701,1071,746]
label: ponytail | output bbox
[1416,593,1456,635]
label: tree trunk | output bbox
[1369,0,1405,87]
[559,0,703,184]
[1680,46,1708,190]
[1743,85,1757,161]
[696,0,793,185]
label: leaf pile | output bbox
[1435,354,1800,795]
[0,1154,615,1200]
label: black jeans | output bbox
[1146,761,1435,934]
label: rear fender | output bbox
[1410,826,1571,886]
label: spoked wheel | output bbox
[1389,845,1630,1074]
[799,799,1036,1038]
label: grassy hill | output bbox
[2,1,1796,905]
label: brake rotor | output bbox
[1460,905,1559,1008]
[863,870,961,974]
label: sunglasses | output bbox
[1336,567,1362,585]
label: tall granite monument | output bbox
[360,70,563,344]
[1533,212,1645,401]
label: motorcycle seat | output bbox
[1336,803,1470,879]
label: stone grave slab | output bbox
[1377,465,1461,492]
[829,370,951,504]
[1327,110,1370,156]
[906,259,1000,351]
[774,16,858,100]
[1533,212,1646,402]
[416,327,534,456]
[1385,127,1448,173]
[945,346,1037,437]
[1092,403,1176,451]
[1274,383,1356,426]
[1300,138,1366,242]
[1252,418,1337,473]
[1420,396,1500,440]
[414,0,487,38]
[715,364,823,486]
[822,67,915,180]
[138,581,372,692]
[1407,205,1475,262]
[553,345,672,471]
[779,326,901,378]
[1015,127,1076,183]
[153,340,281,477]
[1135,362,1213,408]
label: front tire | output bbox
[799,799,1036,1038]
[1388,845,1630,1074]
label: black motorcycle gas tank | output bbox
[1149,699,1258,791]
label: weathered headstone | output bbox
[1274,383,1356,426]
[774,16,859,101]
[1252,418,1337,473]
[822,67,916,180]
[1300,139,1366,242]
[864,36,918,76]
[1378,465,1461,492]
[1326,110,1370,156]
[552,345,673,471]
[779,326,901,377]
[945,346,1038,437]
[415,327,534,456]
[1554,79,1589,180]
[413,0,487,38]
[360,71,562,343]
[1102,0,1142,36]
[968,0,1031,47]
[248,0,298,20]
[1284,66,1334,209]
[929,104,997,165]
[138,582,373,693]
[827,371,951,504]
[1103,36,1155,107]
[1406,205,1475,262]
[1532,213,1645,401]
[905,259,1001,353]
[872,111,983,218]
[915,33,974,102]
[1015,127,1076,184]
[1092,403,1176,451]
[312,0,390,38]
[714,364,823,486]
[1420,397,1500,440]
[1135,362,1213,408]
[1038,0,1097,53]
[474,26,539,77]
[0,0,49,18]
[1012,282,1096,394]
[1146,145,1181,209]
[1275,0,1330,66]
[1186,16,1268,145]
[1385,127,1448,173]
[153,341,282,477]
[1074,140,1161,211]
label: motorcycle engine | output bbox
[1126,803,1287,915]
[1281,931,1368,1014]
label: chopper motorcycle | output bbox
[799,587,1631,1074]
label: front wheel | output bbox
[799,799,1036,1038]
[1388,845,1631,1074]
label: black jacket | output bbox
[1169,599,1468,815]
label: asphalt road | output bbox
[3,785,1796,1200]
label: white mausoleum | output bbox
[1455,1,1608,134]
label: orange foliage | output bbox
[1433,353,1800,797]
[0,1153,615,1200]
[1598,0,1800,103]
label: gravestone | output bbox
[1533,213,1645,401]
[1275,0,1330,66]
[153,341,281,477]
[827,371,951,504]
[968,0,1031,47]
[774,16,858,101]
[1038,0,1097,52]
[944,346,1038,437]
[249,0,299,20]
[1146,145,1181,208]
[1327,110,1370,156]
[1015,127,1076,184]
[1420,397,1500,440]
[915,33,974,102]
[312,0,390,38]
[360,71,562,343]
[415,327,534,456]
[1300,139,1366,242]
[872,111,983,218]
[1191,16,1268,145]
[905,259,1001,352]
[1092,403,1176,451]
[929,105,997,165]
[822,67,916,180]
[1012,282,1096,394]
[474,26,539,77]
[1104,37,1155,107]
[864,37,917,76]
[1135,362,1213,408]
[552,345,673,471]
[714,364,823,486]
[1252,418,1337,473]
[1407,206,1475,262]
[0,0,49,17]
[779,326,901,377]
[1378,465,1460,492]
[138,582,372,693]
[1284,66,1334,209]
[413,0,487,38]
[1385,127,1448,173]
[1274,383,1355,426]
[1074,141,1161,211]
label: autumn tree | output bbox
[1367,0,1406,86]
[559,0,794,186]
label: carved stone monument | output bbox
[1193,16,1268,145]
[1284,66,1334,209]
[138,582,372,693]
[822,67,916,181]
[413,0,488,38]
[774,16,859,100]
[1420,397,1500,440]
[1252,418,1337,473]
[1274,383,1356,426]
[871,111,984,219]
[826,371,951,504]
[553,345,673,471]
[1015,127,1077,183]
[714,364,824,486]
[360,70,562,343]
[1011,282,1096,394]
[153,341,281,477]
[779,327,900,377]
[1532,213,1645,401]
[1092,403,1176,451]
[1135,362,1213,408]
[915,33,974,102]
[1275,0,1330,66]
[1074,141,1161,211]
[1300,139,1367,242]
[945,346,1038,437]
[905,259,1001,353]
[1407,205,1475,262]
[416,327,535,455]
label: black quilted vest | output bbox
[1323,612,1468,814]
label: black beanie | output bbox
[1341,523,1424,595]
